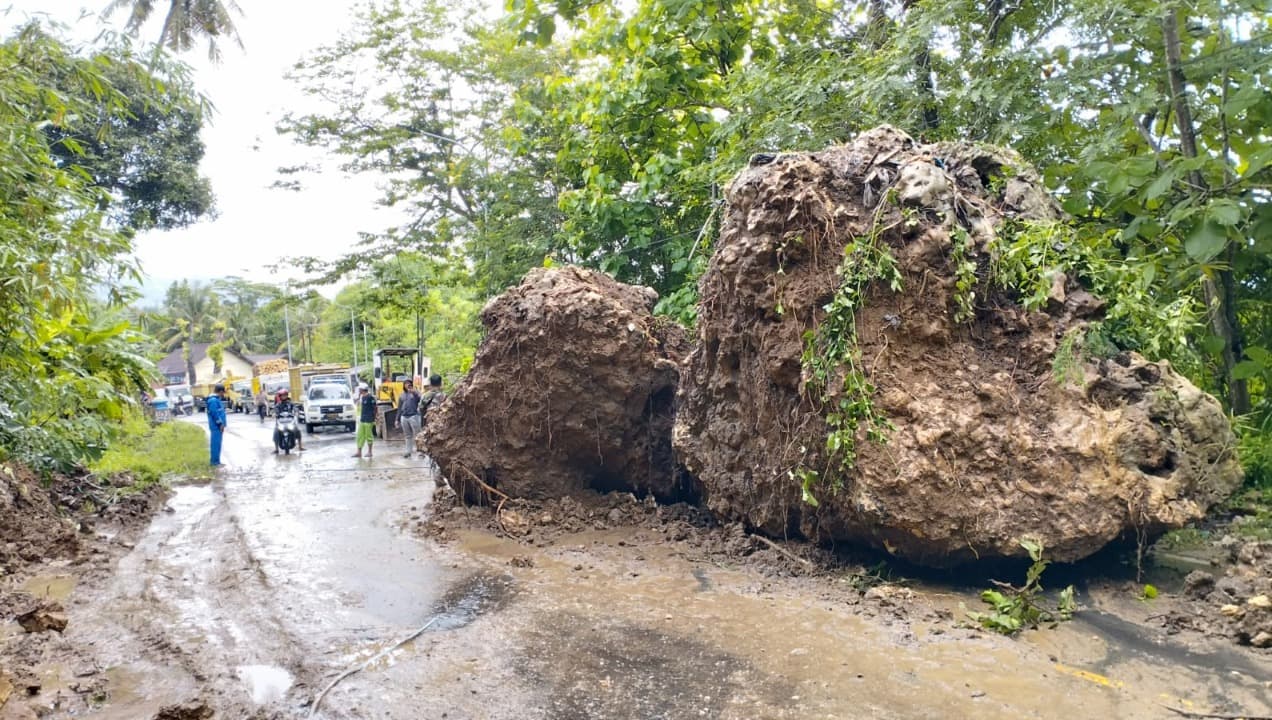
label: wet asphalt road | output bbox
[59,415,451,718]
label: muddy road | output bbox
[3,416,1271,719]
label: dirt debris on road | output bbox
[1,462,172,719]
[3,419,1272,719]
[1156,537,1272,650]
[423,265,693,503]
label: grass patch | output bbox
[92,420,212,487]
[1152,527,1210,552]
[1228,486,1272,540]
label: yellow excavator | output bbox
[371,347,429,438]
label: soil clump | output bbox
[423,266,692,501]
[675,125,1243,567]
[1,463,167,718]
[1159,537,1272,650]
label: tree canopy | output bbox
[43,42,216,232]
[0,25,180,472]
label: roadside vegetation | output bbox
[91,415,212,488]
[967,540,1077,635]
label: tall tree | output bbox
[0,25,157,471]
[43,39,215,232]
[159,280,221,383]
[277,0,569,296]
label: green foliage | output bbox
[967,539,1077,635]
[0,25,163,474]
[307,256,482,381]
[1237,416,1272,496]
[1052,328,1087,387]
[1140,584,1159,601]
[105,0,243,60]
[92,417,212,486]
[1153,527,1209,552]
[43,38,215,232]
[278,0,567,297]
[798,215,903,503]
[949,225,977,323]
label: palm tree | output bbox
[104,0,243,60]
[160,280,220,383]
[293,295,327,364]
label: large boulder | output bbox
[675,126,1243,566]
[424,266,692,501]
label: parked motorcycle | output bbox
[274,409,301,455]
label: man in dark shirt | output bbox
[396,379,422,458]
[354,383,376,458]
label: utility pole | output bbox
[283,286,293,365]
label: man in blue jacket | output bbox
[207,383,228,467]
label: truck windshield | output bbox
[309,385,351,401]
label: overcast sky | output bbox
[3,1,425,302]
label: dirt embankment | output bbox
[675,125,1243,567]
[1,464,161,577]
[1,463,167,717]
[423,266,693,502]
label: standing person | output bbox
[207,383,228,467]
[396,379,422,458]
[421,374,446,420]
[255,388,270,424]
[353,382,376,459]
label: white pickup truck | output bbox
[299,378,356,434]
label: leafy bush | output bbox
[966,539,1076,635]
[1238,418,1272,492]
[0,27,184,475]
[92,420,212,486]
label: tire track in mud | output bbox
[90,478,315,716]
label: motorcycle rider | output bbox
[273,388,305,454]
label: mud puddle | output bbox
[237,665,294,704]
[433,526,1272,720]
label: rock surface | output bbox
[424,266,692,501]
[15,600,68,633]
[675,126,1243,566]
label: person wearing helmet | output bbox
[273,388,305,453]
[207,383,228,467]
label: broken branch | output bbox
[752,534,812,567]
[309,617,440,718]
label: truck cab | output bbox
[300,378,356,434]
[163,384,194,416]
[230,380,253,412]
